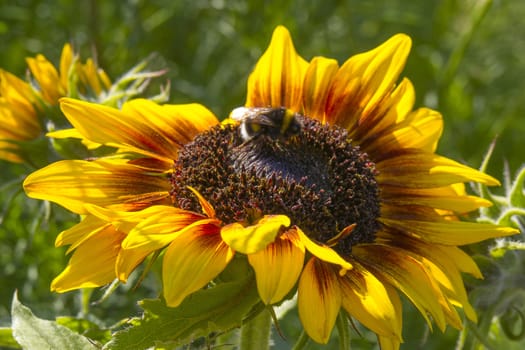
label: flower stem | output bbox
[292,331,310,350]
[240,309,272,350]
[80,288,92,315]
[439,0,492,91]
[336,312,352,350]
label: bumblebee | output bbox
[230,107,302,142]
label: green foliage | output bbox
[106,258,261,350]
[2,0,523,170]
[10,292,97,350]
[0,327,19,349]
[1,0,524,349]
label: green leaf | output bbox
[56,316,112,344]
[105,258,262,350]
[0,327,20,349]
[11,292,97,350]
[509,166,525,208]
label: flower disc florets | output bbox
[171,111,380,254]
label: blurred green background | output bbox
[1,0,523,349]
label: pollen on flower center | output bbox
[170,112,381,254]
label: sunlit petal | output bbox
[123,213,219,251]
[340,261,402,340]
[295,226,352,271]
[381,184,493,213]
[163,225,234,307]
[59,43,73,92]
[377,152,501,187]
[353,244,448,331]
[26,54,62,103]
[116,247,154,283]
[55,215,109,253]
[51,226,126,292]
[302,56,339,122]
[221,215,290,254]
[365,108,443,158]
[380,218,518,245]
[325,34,411,130]
[60,98,218,162]
[23,159,170,214]
[298,258,342,344]
[246,25,308,110]
[248,228,305,304]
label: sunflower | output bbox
[0,70,42,163]
[0,44,111,163]
[23,26,517,348]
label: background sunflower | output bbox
[1,1,524,349]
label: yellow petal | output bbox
[419,255,471,327]
[354,244,453,331]
[47,128,83,140]
[59,43,74,92]
[78,58,105,95]
[298,258,342,344]
[55,215,109,253]
[246,25,308,111]
[325,34,411,129]
[355,77,415,144]
[0,143,24,163]
[381,184,493,213]
[116,247,152,282]
[221,215,290,254]
[59,98,218,162]
[377,228,483,281]
[248,229,305,304]
[377,152,501,187]
[163,226,234,307]
[0,102,40,140]
[380,218,518,245]
[123,213,218,251]
[26,54,62,103]
[47,128,104,150]
[295,226,352,271]
[365,108,443,159]
[84,203,190,230]
[302,56,339,122]
[51,226,126,292]
[84,205,217,283]
[380,235,469,328]
[0,70,41,134]
[440,245,482,279]
[122,99,219,151]
[23,159,170,214]
[340,261,402,340]
[378,335,401,350]
[187,186,216,218]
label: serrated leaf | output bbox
[56,316,112,344]
[11,292,97,350]
[105,259,262,350]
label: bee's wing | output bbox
[251,113,279,127]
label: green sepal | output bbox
[509,166,525,208]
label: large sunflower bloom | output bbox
[24,26,517,348]
[0,44,110,163]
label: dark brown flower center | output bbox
[170,113,381,254]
